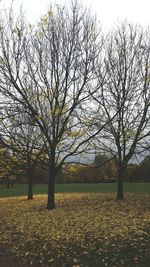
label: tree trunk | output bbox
[27,172,33,200]
[6,181,10,189]
[117,166,125,200]
[47,169,55,209]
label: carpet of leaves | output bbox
[0,193,150,267]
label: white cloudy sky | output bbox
[0,0,150,30]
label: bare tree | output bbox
[0,135,18,188]
[0,3,106,209]
[94,23,150,199]
[0,105,46,199]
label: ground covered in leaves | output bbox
[0,193,150,267]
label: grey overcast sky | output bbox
[0,0,150,30]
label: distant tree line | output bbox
[0,148,149,185]
[0,1,149,209]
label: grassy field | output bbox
[0,193,150,267]
[0,182,150,197]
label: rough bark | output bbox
[117,165,126,200]
[27,171,33,200]
[47,170,55,209]
[6,181,10,189]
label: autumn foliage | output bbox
[0,193,149,266]
[63,155,117,183]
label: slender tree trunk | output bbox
[6,180,10,189]
[47,168,56,209]
[27,171,33,200]
[117,165,125,200]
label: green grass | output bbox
[0,182,150,197]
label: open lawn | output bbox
[0,193,150,266]
[0,183,150,197]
